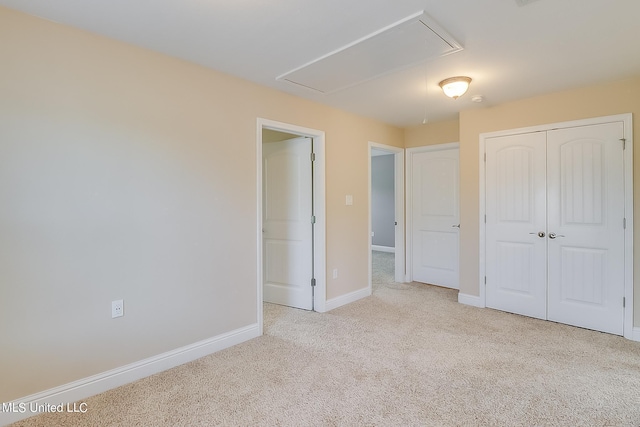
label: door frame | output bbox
[257,118,327,333]
[478,113,634,340]
[368,142,405,288]
[406,142,460,283]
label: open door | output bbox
[262,137,314,310]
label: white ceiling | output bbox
[2,0,640,127]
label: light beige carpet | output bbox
[372,250,394,288]
[11,260,640,426]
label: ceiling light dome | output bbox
[439,76,472,99]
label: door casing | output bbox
[477,113,634,340]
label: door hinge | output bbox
[310,152,316,162]
[484,276,487,285]
[311,215,316,224]
[311,278,317,287]
[623,297,626,308]
[484,153,487,162]
[621,138,626,150]
[484,215,487,223]
[624,218,627,229]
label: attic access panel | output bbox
[277,11,463,94]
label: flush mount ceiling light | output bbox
[439,76,472,99]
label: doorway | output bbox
[368,142,405,292]
[257,119,326,332]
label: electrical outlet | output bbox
[112,300,124,318]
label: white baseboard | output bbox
[457,292,485,308]
[372,245,395,253]
[631,327,640,342]
[1,323,260,426]
[324,287,371,312]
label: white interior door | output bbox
[547,123,625,335]
[411,147,460,288]
[263,137,313,310]
[485,132,548,319]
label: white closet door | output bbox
[546,123,625,335]
[485,132,547,319]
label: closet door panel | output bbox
[485,132,547,319]
[547,123,625,335]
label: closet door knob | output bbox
[530,231,545,238]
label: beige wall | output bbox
[458,76,640,327]
[404,119,459,147]
[0,7,402,402]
